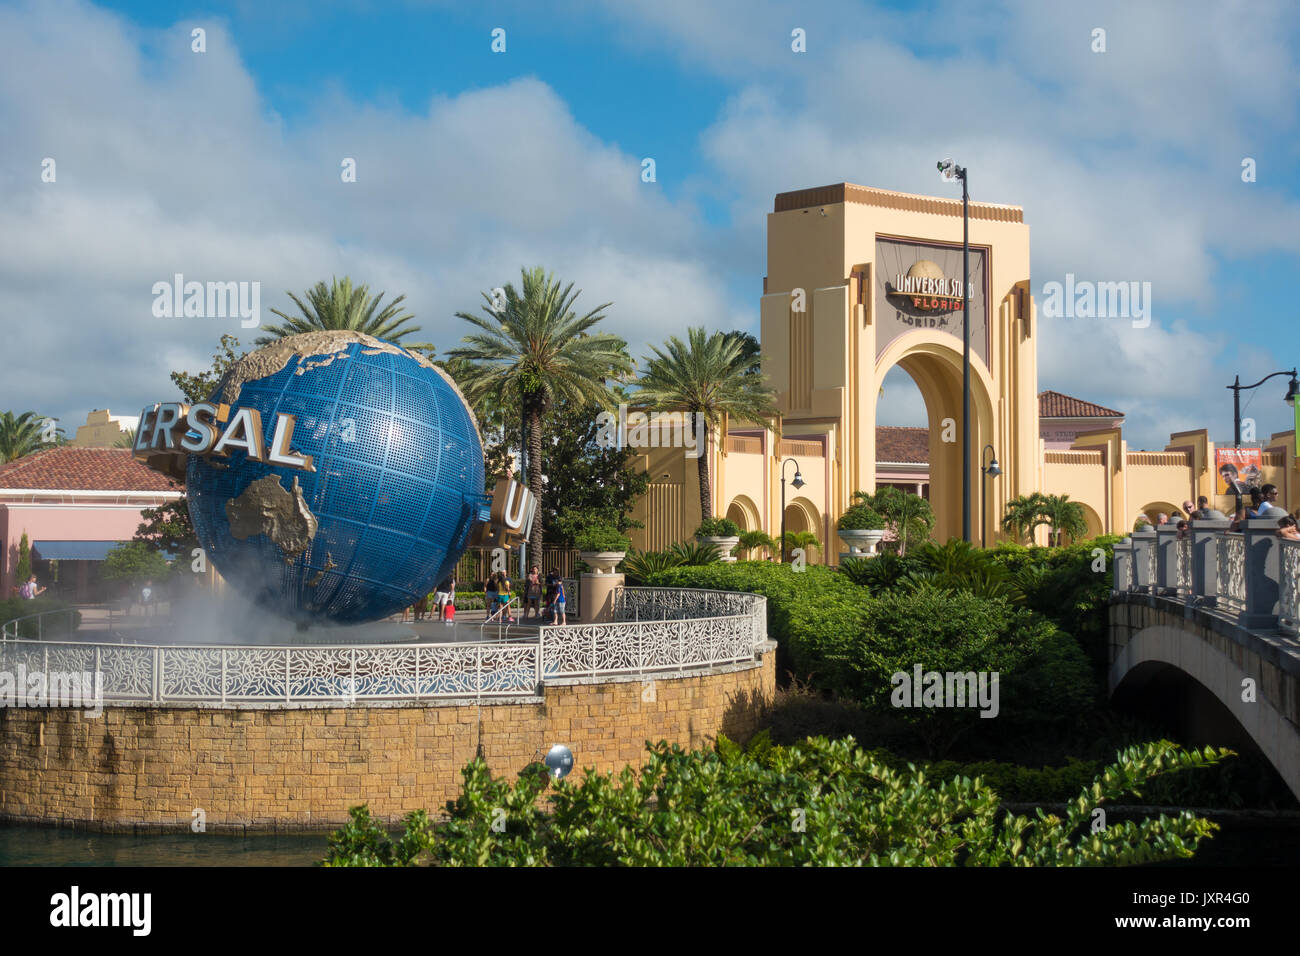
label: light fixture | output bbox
[545,744,574,780]
[793,471,805,489]
[1286,374,1299,406]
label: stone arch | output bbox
[1061,501,1105,545]
[1139,500,1183,526]
[874,330,998,544]
[725,494,761,533]
[1111,623,1300,800]
[783,495,824,564]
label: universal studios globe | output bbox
[184,331,487,625]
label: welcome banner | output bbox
[1214,447,1263,494]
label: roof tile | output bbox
[0,447,180,492]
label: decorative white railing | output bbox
[0,588,767,705]
[1215,534,1246,612]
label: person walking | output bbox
[552,576,567,626]
[19,574,46,600]
[498,572,515,624]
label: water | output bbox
[0,824,324,867]
[2,817,1296,866]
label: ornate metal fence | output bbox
[0,588,766,705]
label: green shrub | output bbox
[837,503,885,531]
[666,540,722,565]
[322,737,1225,866]
[695,517,741,537]
[574,526,631,553]
[619,548,685,584]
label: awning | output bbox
[32,540,122,562]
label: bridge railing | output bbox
[1113,518,1295,634]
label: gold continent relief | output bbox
[224,474,319,564]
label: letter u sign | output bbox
[502,481,537,538]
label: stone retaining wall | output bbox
[0,644,776,832]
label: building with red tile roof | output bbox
[0,447,182,601]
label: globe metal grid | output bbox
[186,340,486,623]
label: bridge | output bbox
[1111,519,1300,800]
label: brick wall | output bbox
[0,647,775,831]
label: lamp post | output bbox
[780,458,804,564]
[980,444,1001,548]
[1227,369,1299,447]
[938,158,971,542]
[1224,369,1297,515]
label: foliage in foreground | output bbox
[322,737,1224,867]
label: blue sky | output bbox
[3,0,1299,451]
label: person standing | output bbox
[485,572,499,621]
[552,576,567,626]
[434,574,455,619]
[524,565,542,621]
[1257,484,1287,518]
[544,569,560,624]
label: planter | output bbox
[838,529,886,557]
[697,535,740,563]
[579,551,626,575]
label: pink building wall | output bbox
[0,503,159,598]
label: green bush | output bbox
[646,561,1092,756]
[573,526,631,553]
[666,540,722,565]
[837,503,885,531]
[101,540,171,589]
[619,549,685,585]
[322,737,1225,866]
[695,517,741,537]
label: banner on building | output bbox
[1214,447,1263,495]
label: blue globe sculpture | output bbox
[186,331,487,624]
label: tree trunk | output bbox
[696,414,713,524]
[526,402,544,563]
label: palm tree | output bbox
[782,530,821,562]
[113,428,136,449]
[449,267,633,558]
[635,328,778,522]
[0,411,59,463]
[737,529,778,561]
[1037,493,1088,546]
[1001,492,1051,544]
[256,276,432,351]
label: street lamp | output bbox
[780,458,804,564]
[980,444,1000,548]
[938,158,972,542]
[1227,369,1299,447]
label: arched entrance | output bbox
[726,495,760,532]
[783,496,823,564]
[874,331,998,545]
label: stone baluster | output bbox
[1155,524,1181,595]
[1131,530,1156,592]
[1240,517,1283,630]
[1190,520,1230,607]
[1112,537,1134,593]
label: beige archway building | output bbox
[627,182,1299,555]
